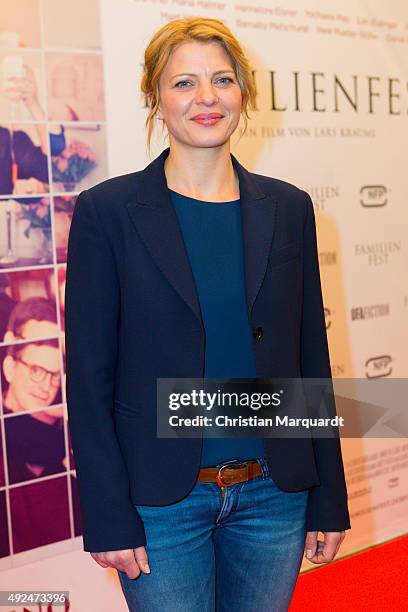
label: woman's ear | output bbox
[147,88,160,117]
[155,98,163,120]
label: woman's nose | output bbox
[195,82,219,104]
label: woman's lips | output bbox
[191,116,223,126]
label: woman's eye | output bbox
[174,77,234,88]
[174,81,191,88]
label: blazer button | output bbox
[253,326,263,341]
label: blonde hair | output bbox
[140,17,257,155]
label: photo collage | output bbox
[0,0,107,566]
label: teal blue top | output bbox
[169,188,265,467]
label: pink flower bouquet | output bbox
[52,140,97,191]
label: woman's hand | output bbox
[90,547,151,578]
[304,530,346,564]
[3,64,40,108]
[4,64,49,153]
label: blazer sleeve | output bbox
[300,190,351,532]
[65,189,147,552]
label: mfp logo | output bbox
[360,185,388,207]
[365,355,392,378]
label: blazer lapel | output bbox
[125,147,277,326]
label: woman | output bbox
[65,17,350,611]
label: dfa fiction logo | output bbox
[360,185,388,207]
[351,303,390,321]
[319,251,337,266]
[365,355,393,378]
[355,240,401,265]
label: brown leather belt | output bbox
[197,459,263,487]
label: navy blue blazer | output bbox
[65,146,350,552]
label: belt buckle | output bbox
[215,460,248,487]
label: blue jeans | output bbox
[117,458,308,611]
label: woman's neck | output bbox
[164,143,240,202]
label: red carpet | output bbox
[290,533,408,610]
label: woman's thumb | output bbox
[133,546,151,573]
[304,531,318,559]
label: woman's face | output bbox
[156,40,242,150]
